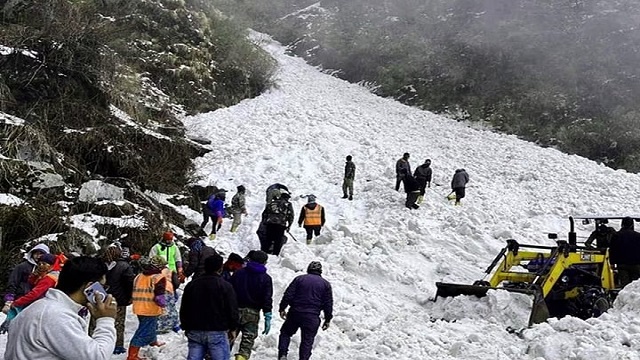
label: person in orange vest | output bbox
[127,256,168,360]
[297,195,326,245]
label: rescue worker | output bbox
[148,231,184,291]
[230,185,248,233]
[261,192,294,256]
[449,168,469,206]
[277,261,333,360]
[413,159,432,204]
[609,217,640,287]
[403,170,421,210]
[298,195,326,244]
[342,155,355,200]
[395,153,411,191]
[229,250,273,360]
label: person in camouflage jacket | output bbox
[230,185,248,233]
[341,155,356,200]
[261,193,294,256]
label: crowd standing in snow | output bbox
[0,153,472,360]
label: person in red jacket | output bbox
[11,253,59,310]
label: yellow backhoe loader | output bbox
[435,216,627,326]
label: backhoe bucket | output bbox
[435,282,492,298]
[435,282,550,326]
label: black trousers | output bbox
[454,187,466,200]
[416,177,427,196]
[265,223,287,255]
[303,226,321,240]
[406,192,420,208]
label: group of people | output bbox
[201,185,248,240]
[395,152,470,208]
[1,229,333,360]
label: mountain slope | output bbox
[179,33,640,359]
[4,32,640,360]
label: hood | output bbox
[455,168,465,173]
[246,261,267,274]
[305,203,318,210]
[24,244,50,265]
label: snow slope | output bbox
[4,32,640,359]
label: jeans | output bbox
[186,330,230,360]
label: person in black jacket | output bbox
[402,170,421,210]
[277,261,333,360]
[180,253,239,360]
[395,153,411,191]
[609,217,640,287]
[184,236,218,280]
[95,245,135,355]
[229,250,273,360]
[413,159,432,204]
[450,168,469,206]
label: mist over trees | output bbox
[211,0,640,172]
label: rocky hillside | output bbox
[0,0,275,287]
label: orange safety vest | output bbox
[161,267,174,295]
[132,273,164,316]
[303,205,323,226]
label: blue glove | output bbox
[262,312,272,335]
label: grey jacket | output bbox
[451,169,469,189]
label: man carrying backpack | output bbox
[261,193,294,256]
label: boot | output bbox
[411,204,420,209]
[455,201,461,206]
[208,233,216,240]
[348,195,353,200]
[235,355,248,360]
[113,346,127,355]
[341,194,348,199]
[230,224,238,233]
[127,346,143,360]
[417,195,424,204]
[306,238,312,245]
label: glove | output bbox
[321,321,330,331]
[2,302,12,315]
[262,312,272,335]
[154,294,167,308]
[279,310,287,320]
[0,318,10,334]
[4,294,15,303]
[298,223,302,228]
[178,269,186,283]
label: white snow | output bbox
[3,33,640,360]
[78,180,126,203]
[0,111,25,126]
[0,194,24,206]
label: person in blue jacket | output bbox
[277,261,333,360]
[201,190,227,240]
[229,250,273,360]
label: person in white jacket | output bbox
[4,256,118,360]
